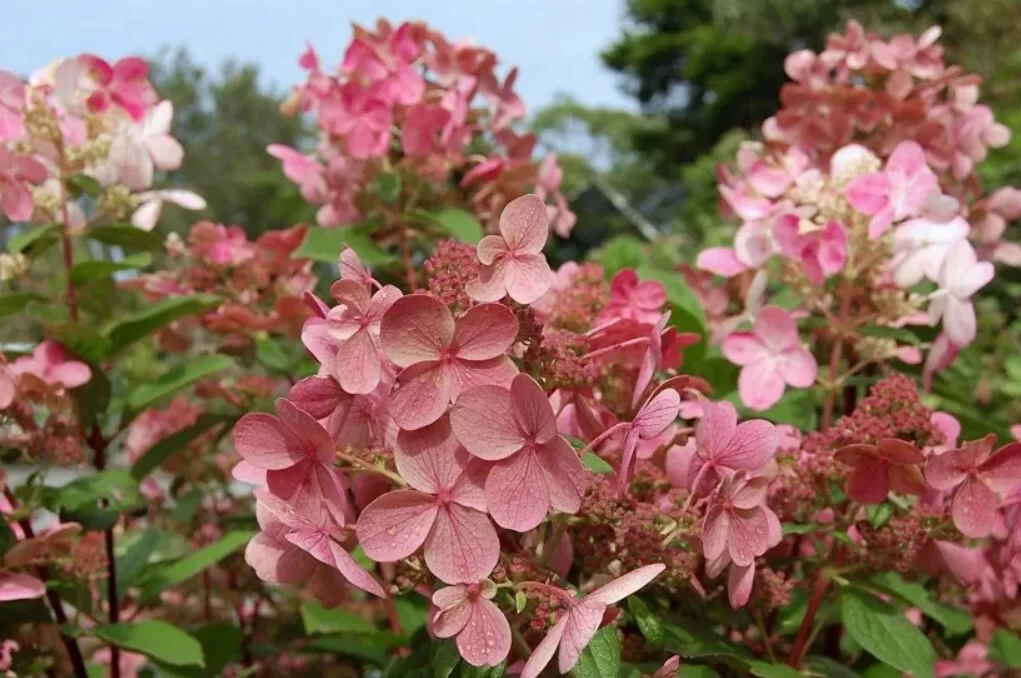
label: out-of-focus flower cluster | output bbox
[269,19,575,236]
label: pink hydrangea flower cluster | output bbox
[697,22,1018,411]
[269,19,575,235]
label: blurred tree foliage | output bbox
[150,48,314,236]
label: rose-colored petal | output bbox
[450,385,524,460]
[449,356,518,396]
[697,401,738,460]
[380,295,453,367]
[329,540,386,598]
[289,375,347,419]
[336,329,381,395]
[979,442,1021,492]
[355,490,438,562]
[926,450,968,491]
[520,616,566,678]
[877,438,924,465]
[504,253,552,304]
[738,361,786,411]
[457,597,512,667]
[452,303,518,361]
[557,603,605,674]
[510,374,556,445]
[424,504,499,584]
[433,594,473,638]
[889,465,927,497]
[234,413,306,470]
[0,572,46,601]
[587,564,667,604]
[633,389,680,439]
[476,234,508,266]
[847,457,892,504]
[728,562,755,609]
[778,347,817,387]
[697,247,747,277]
[952,479,999,538]
[276,399,334,463]
[394,416,467,494]
[845,172,890,215]
[485,449,550,532]
[465,262,508,303]
[499,194,549,254]
[728,507,770,566]
[389,361,452,431]
[536,436,584,515]
[719,419,777,471]
[721,332,767,366]
[702,506,729,562]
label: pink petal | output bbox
[728,507,770,566]
[701,506,729,563]
[979,442,1021,492]
[231,460,266,486]
[0,572,46,601]
[451,458,489,511]
[276,399,334,463]
[845,172,890,215]
[485,449,550,531]
[697,401,738,461]
[49,361,91,389]
[877,438,924,465]
[847,457,892,504]
[952,479,999,538]
[738,362,786,411]
[448,356,518,396]
[465,262,508,303]
[394,416,466,494]
[721,332,767,366]
[389,361,452,431]
[510,374,556,445]
[503,253,552,304]
[887,140,928,177]
[452,303,519,361]
[753,307,799,350]
[457,598,512,667]
[450,384,525,460]
[476,234,509,266]
[719,420,777,472]
[433,591,472,638]
[557,603,605,674]
[727,562,755,609]
[499,194,549,254]
[234,413,306,470]
[926,451,968,491]
[536,436,584,515]
[380,295,453,367]
[301,319,340,372]
[245,533,308,583]
[633,389,680,439]
[696,247,747,277]
[778,347,817,387]
[336,329,381,395]
[587,564,667,604]
[329,540,386,598]
[355,490,438,562]
[288,376,347,420]
[424,504,499,584]
[520,616,566,678]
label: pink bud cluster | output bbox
[269,19,575,235]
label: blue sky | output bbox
[5,0,636,113]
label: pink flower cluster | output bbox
[697,22,1018,411]
[0,56,203,231]
[269,19,574,235]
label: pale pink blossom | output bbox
[596,269,666,325]
[356,416,498,584]
[891,216,969,288]
[935,641,995,678]
[0,149,47,222]
[380,295,518,431]
[466,194,552,304]
[772,215,848,284]
[108,100,184,190]
[845,140,938,238]
[267,144,327,203]
[520,565,666,678]
[685,401,777,497]
[130,189,205,231]
[0,572,46,602]
[432,579,511,667]
[926,435,1021,538]
[0,70,25,141]
[450,374,583,532]
[10,340,91,392]
[320,83,392,159]
[835,439,927,504]
[721,307,817,411]
[702,473,782,568]
[928,241,994,346]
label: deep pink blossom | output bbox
[935,641,995,678]
[320,83,392,159]
[356,416,498,584]
[10,341,91,392]
[302,282,402,394]
[845,140,938,238]
[0,70,25,141]
[379,295,518,431]
[835,439,927,505]
[772,215,848,284]
[0,149,47,222]
[685,401,777,497]
[79,54,153,121]
[520,565,666,678]
[450,374,583,532]
[466,194,553,304]
[246,489,384,600]
[432,579,511,667]
[721,307,817,411]
[702,473,782,568]
[926,435,1021,538]
[267,145,327,203]
[596,269,666,325]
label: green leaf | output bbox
[636,266,707,362]
[26,299,70,324]
[988,628,1021,668]
[515,590,527,613]
[255,334,294,372]
[376,172,402,204]
[49,324,113,364]
[866,503,893,528]
[570,625,621,678]
[0,292,44,318]
[592,236,647,276]
[125,354,233,415]
[687,356,739,396]
[41,469,144,531]
[677,667,720,678]
[431,640,461,678]
[628,597,664,647]
[117,529,162,596]
[138,530,254,605]
[72,368,112,428]
[131,414,232,481]
[869,572,972,636]
[411,207,484,244]
[90,620,204,667]
[582,451,614,475]
[782,522,819,536]
[840,589,935,678]
[159,623,242,677]
[746,661,802,678]
[805,656,862,678]
[8,224,59,256]
[70,253,152,284]
[661,620,751,666]
[294,225,395,265]
[395,594,429,639]
[458,664,507,678]
[87,224,165,251]
[301,600,377,635]
[68,174,101,199]
[306,632,403,666]
[106,294,220,353]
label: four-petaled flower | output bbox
[721,307,817,411]
[356,416,498,583]
[520,564,666,678]
[597,268,666,325]
[928,242,994,347]
[686,400,777,497]
[10,340,91,392]
[380,294,518,431]
[79,54,153,121]
[0,70,25,142]
[450,373,584,531]
[0,148,47,222]
[772,215,848,285]
[845,140,938,238]
[702,473,782,568]
[466,194,553,305]
[432,579,511,667]
[926,435,1021,537]
[835,438,927,505]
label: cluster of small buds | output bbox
[424,239,479,311]
[61,531,109,581]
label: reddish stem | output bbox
[787,569,830,667]
[820,284,853,430]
